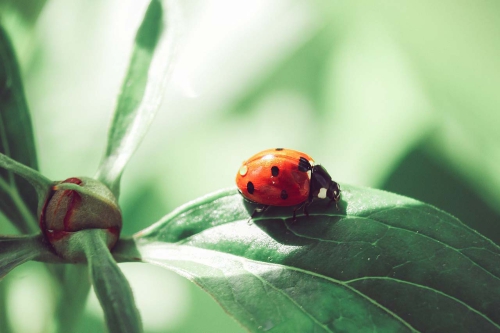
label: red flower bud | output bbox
[40,177,122,262]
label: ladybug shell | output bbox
[236,148,314,206]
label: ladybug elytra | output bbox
[236,148,340,220]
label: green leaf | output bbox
[0,153,51,209]
[0,234,59,279]
[95,0,178,197]
[80,230,142,333]
[114,186,500,332]
[0,26,42,233]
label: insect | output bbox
[236,148,341,220]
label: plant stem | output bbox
[53,265,91,333]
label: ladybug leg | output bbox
[292,206,299,222]
[248,205,269,223]
[302,198,314,219]
[303,201,310,217]
[327,198,340,211]
[292,203,306,221]
[292,201,310,222]
[256,205,270,215]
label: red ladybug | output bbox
[236,148,341,220]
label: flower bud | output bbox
[40,177,122,262]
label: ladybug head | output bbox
[310,165,341,204]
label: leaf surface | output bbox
[95,0,178,197]
[114,185,500,332]
[0,234,58,279]
[0,26,42,233]
[80,230,142,333]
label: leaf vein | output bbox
[256,261,418,332]
[138,243,419,332]
[345,276,500,330]
[242,263,333,333]
[359,216,500,282]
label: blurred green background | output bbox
[1,0,500,332]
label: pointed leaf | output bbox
[0,26,42,233]
[114,186,500,332]
[0,234,59,279]
[80,230,142,333]
[95,0,178,197]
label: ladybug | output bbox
[236,148,341,220]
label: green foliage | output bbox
[80,230,142,333]
[95,0,176,197]
[0,26,43,233]
[53,265,91,333]
[0,153,51,204]
[0,0,184,331]
[1,0,500,332]
[0,234,59,278]
[115,186,500,332]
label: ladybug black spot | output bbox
[271,166,279,177]
[280,189,288,200]
[275,148,284,151]
[247,181,255,194]
[298,157,310,172]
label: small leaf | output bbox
[0,26,42,233]
[115,186,500,332]
[95,0,178,197]
[79,229,142,333]
[0,234,59,279]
